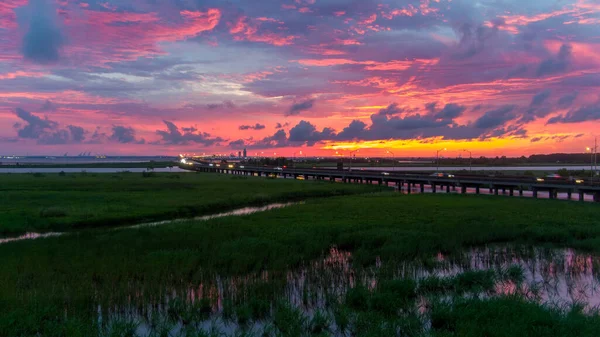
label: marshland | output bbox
[2,172,600,336]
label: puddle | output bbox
[96,246,600,336]
[0,203,301,245]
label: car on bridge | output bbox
[545,174,585,184]
[430,172,455,178]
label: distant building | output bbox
[243,148,247,158]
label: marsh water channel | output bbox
[99,246,600,336]
[0,202,300,245]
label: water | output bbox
[127,202,301,229]
[0,232,62,245]
[102,246,600,336]
[0,156,175,165]
[0,167,189,173]
[0,203,300,245]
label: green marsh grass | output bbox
[2,191,600,336]
[0,172,380,235]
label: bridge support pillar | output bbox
[420,183,425,193]
[446,185,450,193]
[567,191,572,200]
[476,186,480,194]
[549,189,555,199]
[579,191,585,202]
[494,187,499,196]
[461,185,467,194]
[509,188,514,197]
[432,184,437,193]
[519,187,523,196]
[407,185,411,194]
[502,187,506,194]
[489,186,493,193]
[533,188,538,198]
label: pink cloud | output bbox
[229,16,297,46]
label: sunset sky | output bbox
[0,0,599,157]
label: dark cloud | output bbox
[13,108,86,144]
[557,92,578,108]
[433,104,466,120]
[18,0,65,64]
[14,107,57,139]
[474,105,517,129]
[530,90,551,106]
[337,120,368,141]
[450,23,501,61]
[520,90,552,122]
[288,120,336,146]
[206,100,235,110]
[229,139,247,148]
[286,99,315,116]
[239,123,266,130]
[155,120,225,146]
[378,103,404,116]
[536,44,571,77]
[238,100,522,148]
[40,100,57,112]
[547,103,600,124]
[248,129,289,149]
[275,122,290,129]
[110,126,144,144]
[67,125,85,143]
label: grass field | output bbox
[0,172,380,236]
[1,187,600,336]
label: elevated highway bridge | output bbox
[180,161,600,202]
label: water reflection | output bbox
[95,246,600,336]
[127,202,301,229]
[0,232,62,244]
[0,203,301,245]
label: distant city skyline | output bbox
[0,0,599,156]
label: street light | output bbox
[587,147,594,180]
[386,150,395,171]
[349,149,359,172]
[436,148,447,172]
[462,149,472,172]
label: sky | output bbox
[0,0,599,157]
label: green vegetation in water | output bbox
[1,192,600,336]
[0,172,381,235]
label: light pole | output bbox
[386,150,395,171]
[349,149,359,171]
[462,149,472,172]
[594,137,598,181]
[587,146,594,181]
[436,148,447,172]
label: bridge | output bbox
[180,162,600,202]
